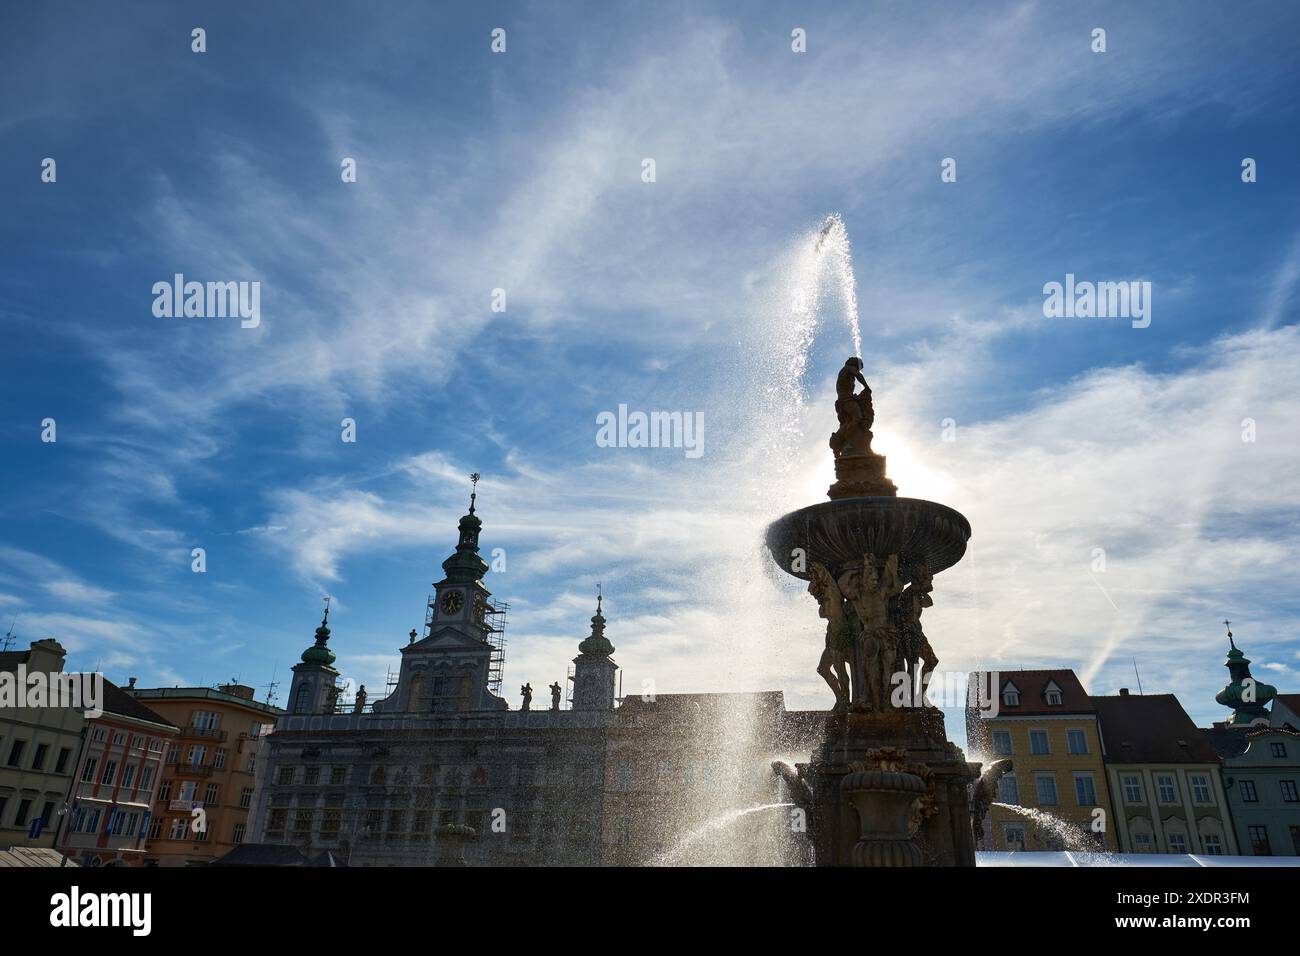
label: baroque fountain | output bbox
[766,355,987,866]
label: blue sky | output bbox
[2,1,1299,740]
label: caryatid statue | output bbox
[815,552,905,713]
[549,681,562,711]
[809,563,851,710]
[520,682,533,711]
[893,565,938,705]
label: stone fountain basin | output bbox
[765,496,971,583]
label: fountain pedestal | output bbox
[801,710,977,866]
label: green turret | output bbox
[1214,622,1275,725]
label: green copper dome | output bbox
[440,511,489,585]
[1214,628,1275,725]
[301,607,337,667]
[578,595,615,658]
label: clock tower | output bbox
[373,475,507,714]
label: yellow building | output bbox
[967,670,1118,851]
[123,683,283,866]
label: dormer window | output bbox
[1044,680,1063,706]
[1002,681,1020,707]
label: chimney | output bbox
[127,677,137,689]
[1119,688,1129,696]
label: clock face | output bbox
[440,591,465,615]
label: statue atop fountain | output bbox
[765,357,978,866]
[828,357,897,499]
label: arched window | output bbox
[295,683,312,714]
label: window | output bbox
[240,787,254,809]
[1034,773,1058,806]
[92,728,107,743]
[1248,825,1271,856]
[293,809,314,835]
[159,780,172,801]
[213,749,227,770]
[1202,833,1223,855]
[54,748,71,773]
[321,809,342,838]
[81,757,98,783]
[998,774,1019,805]
[991,731,1012,756]
[1271,742,1287,758]
[1066,729,1088,754]
[121,764,136,789]
[31,743,48,770]
[187,745,206,767]
[13,798,33,826]
[1003,823,1026,849]
[140,766,154,792]
[1280,780,1298,803]
[1167,832,1187,854]
[1074,774,1097,806]
[1240,780,1258,802]
[232,823,246,843]
[277,766,295,786]
[1122,775,1142,804]
[1190,775,1211,804]
[100,760,118,786]
[83,807,101,833]
[147,816,163,839]
[170,817,188,839]
[191,710,220,730]
[1155,775,1177,804]
[267,809,288,833]
[1029,730,1050,755]
[178,780,196,802]
[1044,683,1063,706]
[7,740,26,767]
[304,766,320,786]
[330,766,347,785]
[112,732,125,746]
[204,783,219,804]
[1002,684,1020,707]
[1133,832,1154,853]
[166,745,178,764]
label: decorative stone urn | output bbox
[840,768,926,867]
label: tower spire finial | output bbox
[597,581,602,614]
[468,472,480,515]
[322,595,331,627]
[1225,618,1235,650]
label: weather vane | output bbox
[469,472,480,514]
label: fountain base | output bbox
[799,709,979,866]
[828,452,898,500]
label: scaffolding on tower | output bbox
[484,600,508,698]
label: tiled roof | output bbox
[1091,693,1220,763]
[972,669,1094,715]
[99,679,178,729]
